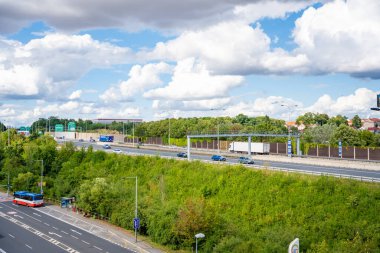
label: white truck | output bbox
[228,142,270,154]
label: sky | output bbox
[0,0,379,126]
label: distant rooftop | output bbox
[92,118,143,123]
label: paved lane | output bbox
[74,141,380,180]
[0,201,133,253]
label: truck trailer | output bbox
[228,142,270,154]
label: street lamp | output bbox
[210,108,226,153]
[195,233,205,253]
[124,176,138,242]
[34,160,44,194]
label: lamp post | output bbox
[195,233,205,253]
[124,176,138,242]
[34,160,44,194]
[210,108,226,153]
[5,121,10,196]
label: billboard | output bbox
[99,135,114,142]
[377,94,380,108]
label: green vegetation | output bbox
[1,133,379,252]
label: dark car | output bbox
[211,155,226,161]
[238,157,255,164]
[177,152,187,158]
[78,139,84,142]
[102,144,111,149]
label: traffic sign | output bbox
[133,218,140,229]
[68,122,76,132]
[338,141,342,158]
[55,124,64,132]
[287,139,292,157]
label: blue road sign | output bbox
[133,218,140,229]
[287,139,292,157]
[338,141,342,158]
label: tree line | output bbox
[25,112,380,147]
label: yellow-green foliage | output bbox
[49,151,380,252]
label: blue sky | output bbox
[0,0,379,126]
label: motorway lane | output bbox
[0,201,133,253]
[74,141,380,180]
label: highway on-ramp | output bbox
[0,201,133,253]
[73,141,380,181]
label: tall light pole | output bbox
[277,102,298,157]
[5,121,10,196]
[34,160,44,194]
[210,108,226,153]
[195,233,205,253]
[124,176,138,242]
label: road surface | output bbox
[0,201,133,253]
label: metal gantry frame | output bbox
[186,133,301,161]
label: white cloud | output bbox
[143,58,244,100]
[152,97,232,111]
[0,0,317,34]
[68,90,82,100]
[100,62,172,103]
[0,33,130,100]
[305,88,378,116]
[293,0,380,78]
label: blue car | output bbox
[177,152,188,158]
[211,155,226,161]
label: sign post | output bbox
[287,139,292,157]
[338,140,342,158]
[288,238,299,253]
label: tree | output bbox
[327,115,348,127]
[351,115,362,129]
[303,124,337,144]
[332,124,361,146]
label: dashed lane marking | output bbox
[93,245,103,251]
[8,234,15,238]
[25,244,32,250]
[0,211,80,253]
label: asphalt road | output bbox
[0,201,133,253]
[73,141,380,181]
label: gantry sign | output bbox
[186,133,301,161]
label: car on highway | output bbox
[113,149,123,154]
[211,155,226,161]
[176,152,187,158]
[78,138,84,142]
[238,157,255,164]
[89,138,96,142]
[102,144,111,149]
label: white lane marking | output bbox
[70,235,79,239]
[93,246,103,251]
[49,232,62,238]
[0,211,80,253]
[81,240,90,245]
[33,212,41,217]
[52,226,58,230]
[70,229,82,235]
[61,230,68,234]
[8,233,15,238]
[25,244,32,249]
[0,203,42,222]
[7,211,16,215]
[14,214,23,219]
[44,222,50,226]
[0,247,6,253]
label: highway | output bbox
[0,201,133,253]
[73,141,380,181]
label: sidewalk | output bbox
[0,192,164,253]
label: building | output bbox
[92,118,143,124]
[361,118,380,133]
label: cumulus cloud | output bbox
[141,21,309,75]
[152,97,232,111]
[143,58,244,100]
[305,88,378,116]
[100,62,172,103]
[0,0,317,34]
[293,0,380,78]
[68,90,82,100]
[0,33,130,100]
